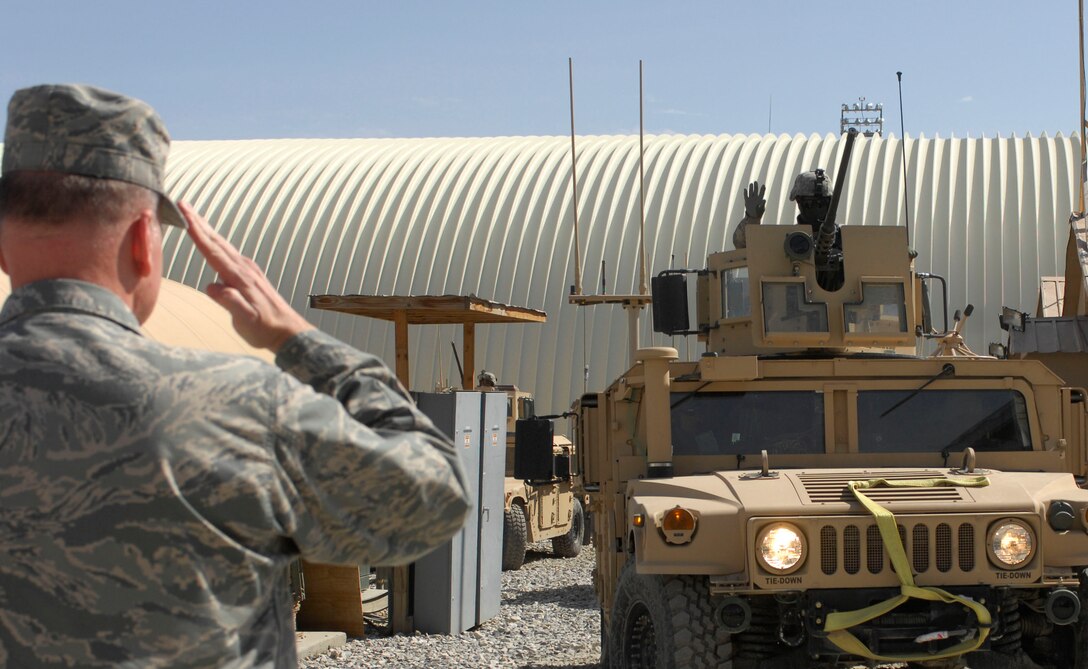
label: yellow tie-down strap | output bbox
[822,476,992,663]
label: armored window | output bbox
[721,266,750,319]
[856,389,1032,453]
[671,391,824,456]
[761,281,829,334]
[844,282,908,334]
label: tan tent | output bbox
[0,274,272,361]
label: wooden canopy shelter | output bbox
[309,293,546,390]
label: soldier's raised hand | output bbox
[180,201,314,352]
[743,181,767,220]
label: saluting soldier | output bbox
[0,84,471,668]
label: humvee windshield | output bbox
[858,389,1031,453]
[670,389,1031,456]
[671,391,824,455]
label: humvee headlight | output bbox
[756,523,806,574]
[988,519,1035,568]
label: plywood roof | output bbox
[309,294,546,326]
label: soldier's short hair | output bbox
[0,170,157,227]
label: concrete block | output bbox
[296,631,347,660]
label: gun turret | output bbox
[652,127,919,357]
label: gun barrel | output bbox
[816,129,858,261]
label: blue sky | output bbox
[0,1,1082,141]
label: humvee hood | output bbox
[707,467,1082,516]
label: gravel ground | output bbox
[300,541,601,669]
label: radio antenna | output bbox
[1080,0,1086,213]
[637,59,648,296]
[896,71,913,247]
[569,57,584,296]
[567,60,653,368]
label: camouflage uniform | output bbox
[0,279,471,668]
[732,171,836,250]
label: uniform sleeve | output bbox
[270,329,471,566]
[732,214,760,249]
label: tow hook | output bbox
[778,608,805,647]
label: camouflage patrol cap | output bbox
[787,169,833,201]
[2,84,187,228]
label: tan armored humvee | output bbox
[496,384,586,571]
[521,134,1088,668]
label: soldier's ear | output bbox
[129,210,159,277]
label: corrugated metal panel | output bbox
[4,133,1077,414]
[0,274,273,361]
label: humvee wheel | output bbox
[502,504,528,571]
[609,561,732,668]
[552,497,584,558]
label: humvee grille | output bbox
[866,525,883,573]
[820,527,837,574]
[798,471,967,504]
[936,523,952,571]
[819,521,976,576]
[959,523,975,571]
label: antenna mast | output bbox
[896,71,912,247]
[1080,0,1086,213]
[568,60,653,368]
[569,57,584,295]
[638,60,648,296]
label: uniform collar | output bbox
[0,279,143,334]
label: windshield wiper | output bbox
[879,363,956,418]
[670,381,712,410]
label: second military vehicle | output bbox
[520,131,1088,668]
[493,380,586,571]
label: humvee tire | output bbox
[502,504,528,571]
[552,497,584,558]
[608,560,732,668]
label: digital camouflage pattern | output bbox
[733,170,836,249]
[2,84,186,228]
[0,279,471,668]
[787,169,832,201]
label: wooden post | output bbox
[390,308,412,634]
[462,322,475,390]
[394,310,410,388]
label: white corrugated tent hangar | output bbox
[2,133,1079,414]
[158,132,1081,414]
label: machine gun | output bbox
[815,128,858,291]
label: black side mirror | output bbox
[514,418,554,480]
[651,273,689,335]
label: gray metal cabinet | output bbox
[412,391,505,634]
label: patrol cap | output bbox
[2,84,187,228]
[787,169,833,202]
